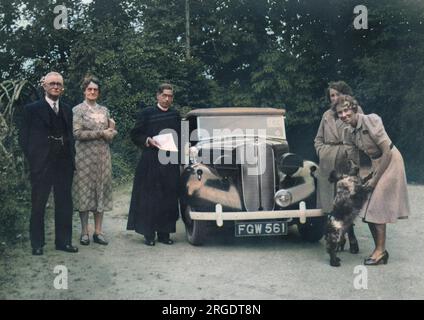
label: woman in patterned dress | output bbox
[73,75,117,245]
[335,95,410,265]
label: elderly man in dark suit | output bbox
[19,71,78,255]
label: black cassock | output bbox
[127,106,181,236]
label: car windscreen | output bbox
[196,115,286,141]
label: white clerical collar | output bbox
[157,103,169,112]
[45,96,59,111]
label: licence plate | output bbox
[235,221,288,237]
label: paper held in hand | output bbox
[152,133,178,152]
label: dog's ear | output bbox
[328,170,341,183]
[354,183,369,203]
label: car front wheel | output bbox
[184,205,208,246]
[297,216,326,242]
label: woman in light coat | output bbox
[314,81,362,252]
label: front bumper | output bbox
[189,201,323,227]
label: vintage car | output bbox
[179,107,325,245]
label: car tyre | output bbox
[184,205,207,246]
[297,216,326,242]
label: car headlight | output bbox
[274,189,292,207]
[278,153,303,176]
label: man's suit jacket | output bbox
[19,97,75,181]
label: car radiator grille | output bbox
[238,143,275,211]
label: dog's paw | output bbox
[330,257,341,267]
[349,242,359,254]
[330,260,341,267]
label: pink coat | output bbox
[349,113,410,223]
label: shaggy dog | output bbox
[326,167,370,267]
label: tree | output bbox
[0,79,37,242]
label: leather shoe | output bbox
[158,238,174,245]
[144,239,155,246]
[93,233,108,245]
[364,251,389,265]
[80,234,90,246]
[32,247,43,255]
[55,244,79,253]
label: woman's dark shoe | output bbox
[349,241,359,254]
[364,251,389,265]
[93,233,108,245]
[144,239,155,246]
[80,234,90,246]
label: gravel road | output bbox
[1,184,423,300]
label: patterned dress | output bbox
[72,102,114,213]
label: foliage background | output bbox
[1,0,423,243]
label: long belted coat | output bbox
[348,113,410,223]
[314,107,362,213]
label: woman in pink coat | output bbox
[335,95,410,266]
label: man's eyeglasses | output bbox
[46,82,63,88]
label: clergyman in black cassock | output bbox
[127,84,180,245]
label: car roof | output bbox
[186,107,286,118]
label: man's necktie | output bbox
[53,102,58,114]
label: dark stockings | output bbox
[80,211,89,236]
